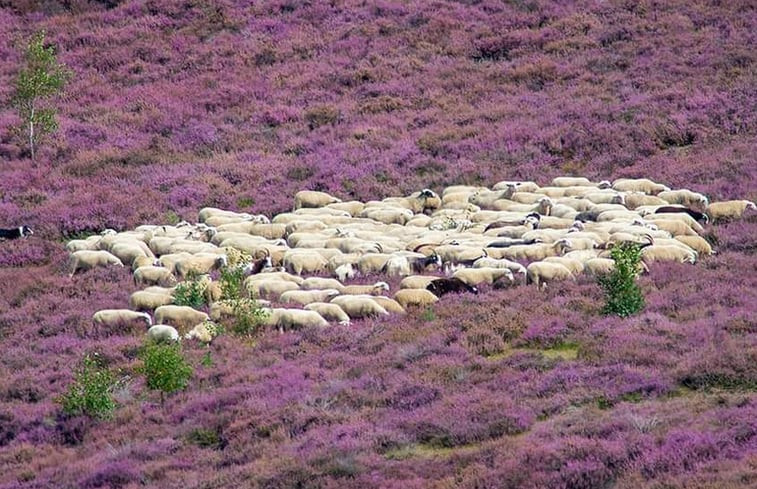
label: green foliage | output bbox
[173,272,207,309]
[137,341,193,404]
[13,31,71,162]
[218,249,269,337]
[56,354,120,419]
[598,242,645,317]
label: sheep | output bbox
[641,212,704,232]
[657,189,709,210]
[326,201,366,217]
[282,251,329,275]
[399,275,439,289]
[304,302,351,324]
[393,289,439,309]
[279,289,341,306]
[622,193,669,209]
[147,324,180,343]
[452,267,514,286]
[491,240,571,261]
[493,180,539,192]
[582,192,626,205]
[293,190,342,210]
[355,253,392,275]
[381,253,441,277]
[706,200,757,221]
[383,189,442,214]
[612,178,670,195]
[642,218,698,237]
[361,207,415,225]
[132,255,159,271]
[426,277,478,297]
[92,309,152,329]
[215,222,287,240]
[491,197,554,216]
[552,177,610,188]
[66,235,102,252]
[250,280,301,299]
[244,270,304,286]
[334,263,357,282]
[583,258,616,277]
[300,277,345,292]
[154,305,210,332]
[526,261,574,289]
[368,296,407,315]
[330,295,390,318]
[184,321,221,343]
[674,235,714,256]
[341,281,390,296]
[133,266,177,287]
[174,254,228,279]
[472,257,527,277]
[109,242,155,267]
[641,245,697,264]
[543,256,585,275]
[69,250,124,277]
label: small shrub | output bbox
[598,242,645,317]
[56,353,120,419]
[219,249,269,337]
[137,341,193,405]
[304,105,340,129]
[173,272,207,308]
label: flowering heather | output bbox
[0,1,755,488]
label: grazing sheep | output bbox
[399,275,439,290]
[133,266,177,287]
[330,295,390,318]
[334,263,357,282]
[612,178,670,195]
[147,324,180,343]
[492,240,571,261]
[641,245,697,264]
[706,200,756,221]
[657,189,709,210]
[109,242,154,267]
[341,281,390,296]
[283,251,329,275]
[184,321,220,343]
[356,253,392,275]
[300,277,345,292]
[260,308,328,331]
[526,261,574,289]
[452,267,514,286]
[674,235,714,256]
[393,288,439,309]
[132,255,159,271]
[279,289,341,306]
[153,305,210,332]
[426,277,478,297]
[304,302,351,324]
[643,218,698,237]
[472,257,527,277]
[543,256,585,275]
[69,250,124,278]
[250,280,301,299]
[92,309,152,328]
[294,190,342,210]
[66,235,102,252]
[583,258,616,277]
[368,296,406,315]
[622,193,669,209]
[552,177,609,188]
[174,254,228,279]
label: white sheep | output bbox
[612,178,670,195]
[174,254,228,279]
[526,261,574,289]
[706,200,756,221]
[300,277,345,292]
[184,321,221,343]
[133,266,177,287]
[92,309,152,328]
[368,295,406,315]
[304,302,351,324]
[341,281,390,296]
[330,295,390,318]
[452,267,514,286]
[399,275,439,289]
[147,324,180,343]
[657,189,708,210]
[334,263,357,282]
[265,308,329,331]
[279,289,341,306]
[69,250,124,278]
[282,251,329,275]
[674,235,714,256]
[641,245,697,264]
[153,305,210,332]
[293,190,342,210]
[392,289,439,309]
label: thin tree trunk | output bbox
[29,105,35,163]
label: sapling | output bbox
[598,242,645,317]
[56,353,120,419]
[138,340,193,405]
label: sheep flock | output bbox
[66,178,755,342]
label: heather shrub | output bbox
[56,353,120,419]
[137,340,192,405]
[598,242,645,317]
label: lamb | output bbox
[392,288,439,308]
[612,178,670,195]
[426,277,478,297]
[279,289,341,306]
[133,266,177,287]
[153,305,210,332]
[341,281,390,296]
[293,190,342,210]
[330,295,390,318]
[304,302,351,324]
[174,254,228,279]
[147,324,180,343]
[69,250,124,278]
[92,309,152,328]
[526,261,574,289]
[706,200,757,221]
[452,267,514,286]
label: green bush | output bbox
[598,242,645,317]
[56,353,120,419]
[173,272,207,309]
[138,341,193,404]
[218,249,269,337]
